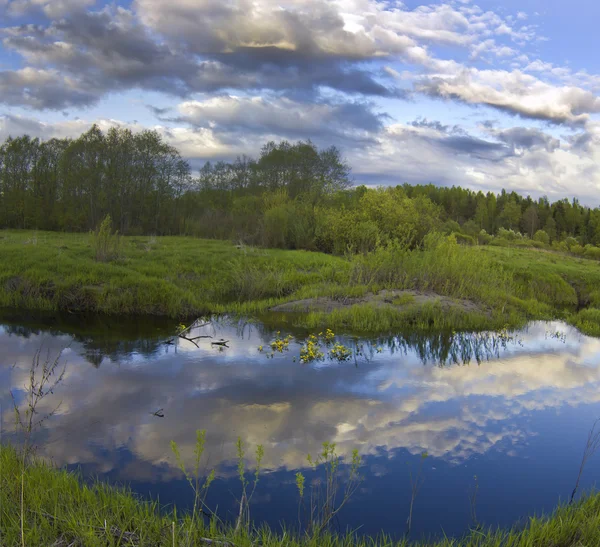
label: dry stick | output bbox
[164,319,211,346]
[570,417,600,504]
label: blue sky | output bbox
[1,0,600,204]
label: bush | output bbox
[533,230,550,245]
[564,236,579,250]
[570,244,585,256]
[583,245,600,261]
[478,229,492,245]
[452,232,476,246]
[441,219,460,235]
[497,228,522,241]
[91,214,120,262]
[552,240,568,252]
[461,220,480,237]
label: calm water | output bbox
[2,312,600,540]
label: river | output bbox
[1,311,600,540]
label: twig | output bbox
[178,335,200,348]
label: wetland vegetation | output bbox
[2,128,600,545]
[1,128,600,336]
[1,229,599,336]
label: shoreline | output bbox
[0,230,599,337]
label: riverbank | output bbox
[1,444,599,546]
[0,230,599,335]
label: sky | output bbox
[1,0,600,204]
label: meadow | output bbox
[2,444,600,547]
[0,229,599,336]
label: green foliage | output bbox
[170,430,215,521]
[572,308,600,337]
[452,232,476,246]
[497,227,522,241]
[478,229,492,245]
[302,443,362,535]
[7,444,600,546]
[91,214,120,262]
[584,245,600,260]
[533,229,550,245]
[3,129,600,257]
[2,230,600,337]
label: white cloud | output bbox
[417,67,600,125]
[6,0,94,17]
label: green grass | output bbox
[0,230,347,317]
[3,445,600,547]
[1,230,600,336]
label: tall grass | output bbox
[3,445,600,547]
[350,235,515,306]
[1,229,600,336]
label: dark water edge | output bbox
[1,309,600,541]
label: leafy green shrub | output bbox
[478,229,492,245]
[91,214,120,262]
[497,228,522,241]
[584,245,600,260]
[570,244,585,256]
[452,232,476,246]
[441,219,460,235]
[533,230,550,245]
[564,236,579,250]
[461,219,480,237]
[552,240,568,252]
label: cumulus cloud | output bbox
[2,0,600,199]
[176,95,385,144]
[0,67,98,109]
[417,67,600,125]
[5,108,600,203]
[5,0,94,18]
[1,0,545,109]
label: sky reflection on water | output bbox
[1,314,600,539]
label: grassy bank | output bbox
[2,445,600,547]
[1,230,599,335]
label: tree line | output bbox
[1,125,599,253]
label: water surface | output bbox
[2,312,600,540]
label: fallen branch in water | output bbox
[163,319,213,347]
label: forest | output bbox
[1,125,600,257]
